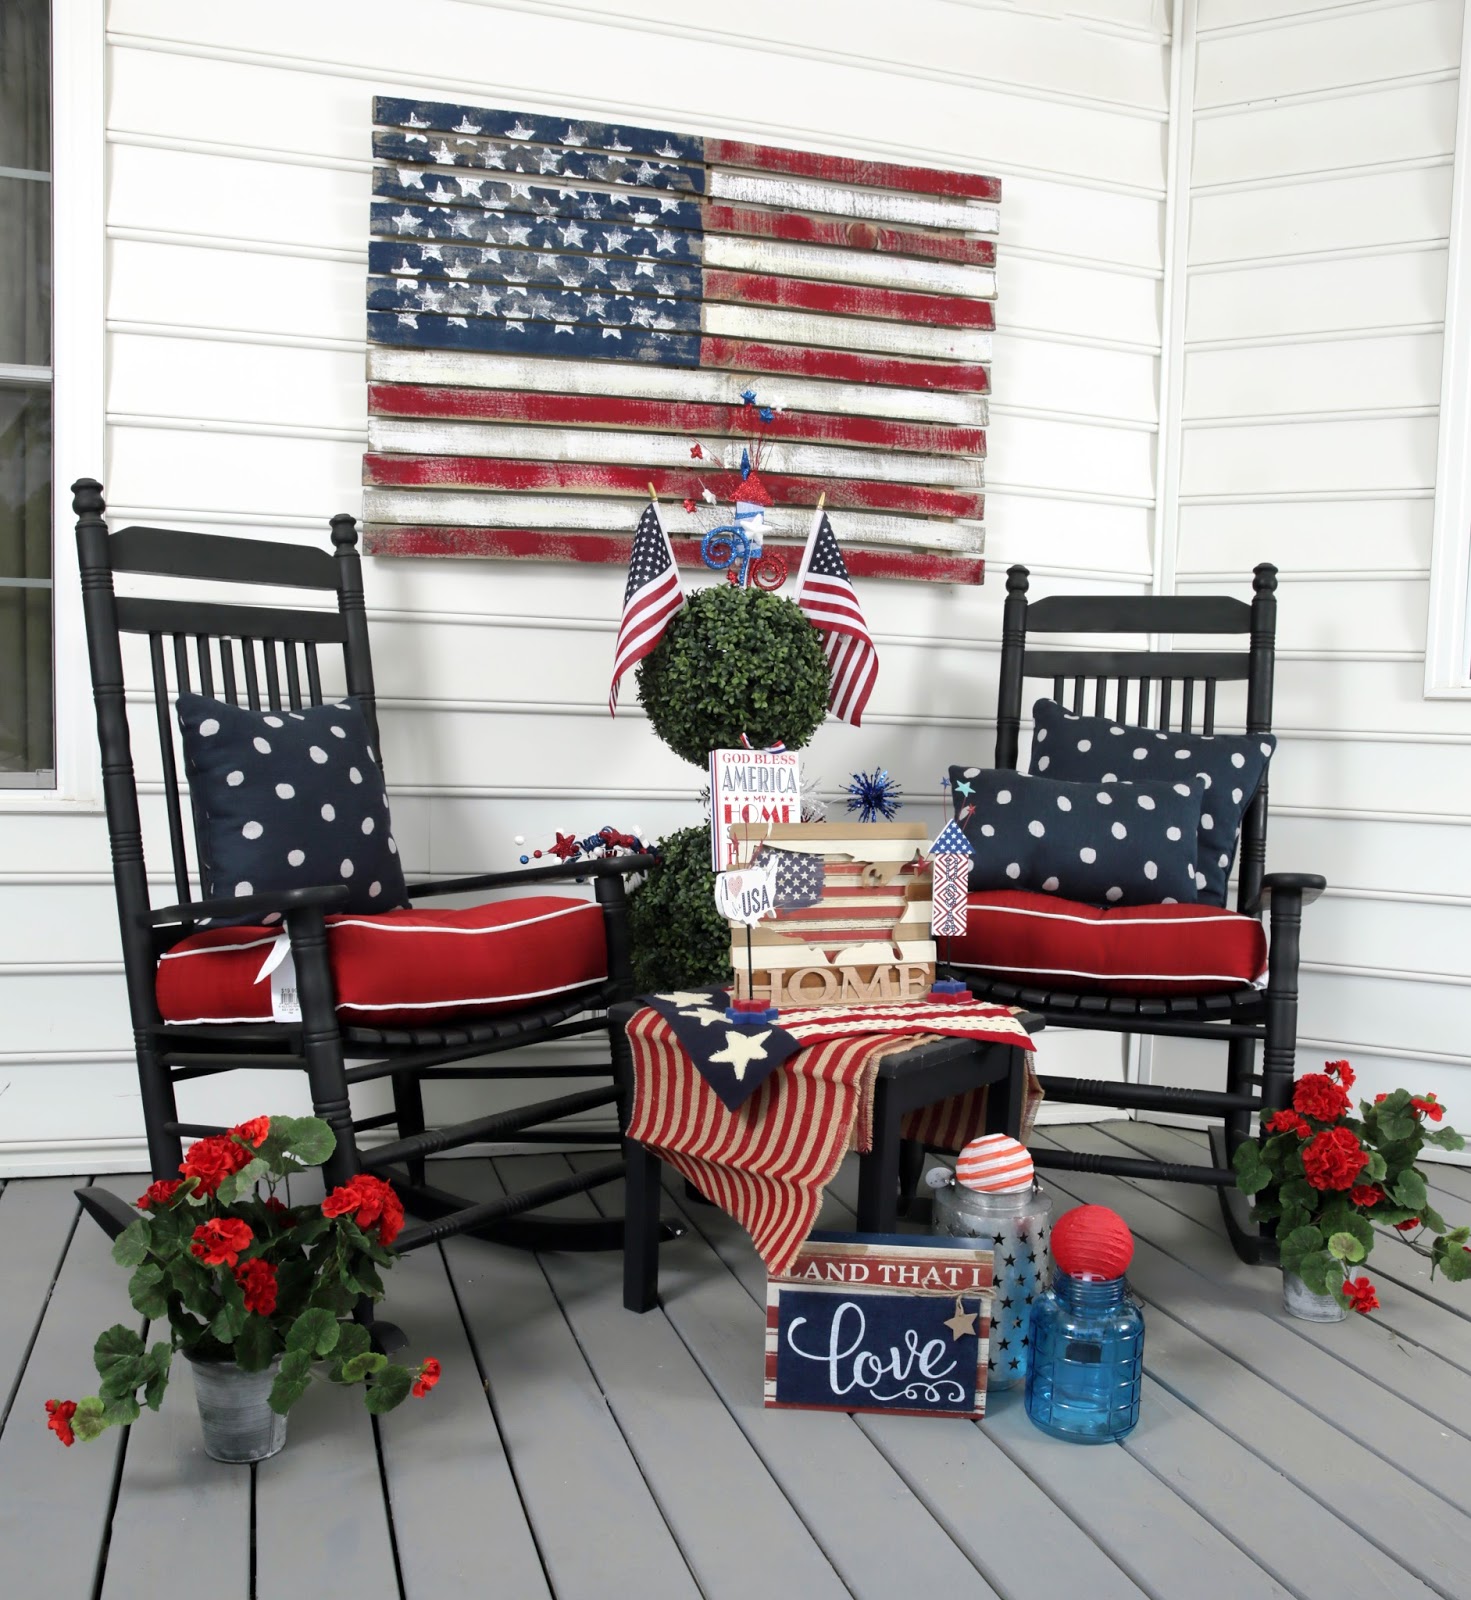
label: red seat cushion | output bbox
[948,890,1267,996]
[156,896,608,1026]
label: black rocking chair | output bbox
[940,563,1325,1262]
[74,477,658,1256]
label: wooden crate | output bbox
[728,822,933,1007]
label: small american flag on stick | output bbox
[795,505,878,726]
[609,499,684,714]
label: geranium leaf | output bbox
[71,1396,109,1443]
[233,1313,278,1373]
[127,1262,169,1319]
[143,1343,172,1411]
[93,1323,145,1382]
[275,1116,336,1169]
[1327,1231,1366,1263]
[363,1362,413,1414]
[1298,1252,1337,1296]
[1391,1170,1428,1211]
[111,1219,152,1269]
[1421,1204,1447,1234]
[268,1364,313,1415]
[286,1307,341,1357]
[332,1323,372,1363]
[336,1351,387,1384]
[1436,1245,1471,1282]
[101,1393,141,1428]
[1362,1150,1387,1183]
[1424,1127,1467,1151]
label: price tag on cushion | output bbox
[715,858,779,926]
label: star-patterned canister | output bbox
[930,1135,1052,1389]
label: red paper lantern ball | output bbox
[1051,1204,1134,1280]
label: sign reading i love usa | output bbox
[361,96,998,585]
[765,1233,993,1417]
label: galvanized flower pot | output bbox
[1281,1269,1346,1323]
[187,1354,288,1462]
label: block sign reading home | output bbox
[709,746,802,869]
[728,822,934,1005]
[766,1233,993,1417]
[360,96,997,585]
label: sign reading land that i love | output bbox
[766,1233,993,1418]
[361,97,996,585]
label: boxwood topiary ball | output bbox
[636,583,830,767]
[627,823,731,992]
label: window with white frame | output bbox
[1427,12,1471,699]
[0,0,52,783]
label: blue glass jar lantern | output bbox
[929,1135,1052,1389]
[1025,1204,1143,1443]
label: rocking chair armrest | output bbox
[409,853,660,899]
[145,883,352,927]
[1252,872,1328,916]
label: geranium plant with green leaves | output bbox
[1233,1061,1469,1314]
[44,1115,438,1448]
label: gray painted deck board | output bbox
[4,1129,1469,1599]
[99,1357,252,1600]
[374,1235,551,1600]
[0,1178,138,1600]
[505,1153,855,1600]
[442,1159,702,1600]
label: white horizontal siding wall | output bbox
[1150,0,1471,1121]
[0,0,1169,1173]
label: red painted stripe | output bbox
[705,271,994,330]
[368,384,985,456]
[701,338,990,394]
[704,203,996,267]
[363,454,982,518]
[362,525,985,584]
[705,139,1002,204]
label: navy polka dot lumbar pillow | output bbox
[1028,698,1276,906]
[948,766,1204,907]
[176,693,408,917]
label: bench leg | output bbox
[987,1045,1027,1140]
[858,1076,902,1233]
[623,1136,663,1312]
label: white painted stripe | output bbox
[703,234,997,298]
[709,171,1000,234]
[361,488,985,552]
[366,418,984,488]
[158,934,280,961]
[367,346,988,426]
[705,302,993,363]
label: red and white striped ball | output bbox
[955,1134,1034,1194]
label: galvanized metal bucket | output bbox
[1281,1269,1347,1323]
[187,1354,288,1463]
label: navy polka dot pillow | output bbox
[1028,698,1276,906]
[176,693,408,918]
[948,767,1204,907]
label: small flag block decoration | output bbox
[728,822,933,1006]
[929,818,973,939]
[361,96,997,585]
[766,1232,993,1417]
[709,746,802,870]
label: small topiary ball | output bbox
[627,823,731,992]
[636,583,830,768]
[1051,1204,1134,1280]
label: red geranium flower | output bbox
[1394,1217,1421,1232]
[136,1178,183,1211]
[190,1217,254,1269]
[1411,1096,1445,1122]
[233,1257,279,1316]
[180,1134,252,1196]
[1375,1093,1388,1104]
[1349,1184,1384,1208]
[1325,1059,1356,1090]
[322,1174,405,1247]
[412,1357,441,1398]
[1302,1126,1369,1192]
[1265,1108,1311,1139]
[1293,1073,1351,1123]
[230,1115,271,1148]
[45,1399,77,1447]
[1343,1275,1380,1314]
[263,1195,288,1217]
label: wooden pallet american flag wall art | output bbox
[362,97,999,584]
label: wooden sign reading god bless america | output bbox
[362,97,998,584]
